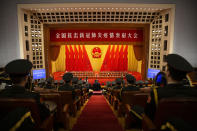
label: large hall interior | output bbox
[0,1,197,131]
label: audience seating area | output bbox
[0,83,90,131]
[1,68,197,130]
[104,85,197,130]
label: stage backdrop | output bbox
[51,44,142,73]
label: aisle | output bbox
[72,95,123,131]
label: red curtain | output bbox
[50,46,60,61]
[133,45,143,61]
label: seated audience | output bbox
[0,59,50,122]
[145,54,197,120]
[93,80,101,91]
[113,78,123,90]
[136,80,144,88]
[58,72,76,99]
[58,72,74,91]
[72,77,79,89]
[122,74,139,91]
[44,77,55,89]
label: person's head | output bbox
[59,80,64,86]
[5,59,33,86]
[62,72,73,84]
[165,54,193,83]
[136,80,144,88]
[78,80,83,86]
[155,72,167,87]
[47,77,53,85]
[95,79,98,83]
[115,78,122,86]
[126,74,136,85]
[72,77,78,84]
[112,81,116,86]
[106,81,111,87]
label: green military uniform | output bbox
[58,72,76,99]
[122,74,139,91]
[113,78,123,90]
[0,59,50,122]
[128,54,196,129]
[145,54,195,120]
[0,107,35,131]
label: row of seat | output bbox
[0,88,90,130]
[104,87,197,130]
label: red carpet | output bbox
[72,95,123,131]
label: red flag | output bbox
[118,45,124,71]
[74,45,79,71]
[78,45,83,71]
[65,45,70,71]
[100,45,111,71]
[69,45,74,71]
[82,45,93,71]
[114,45,119,71]
[123,45,128,71]
[110,45,115,71]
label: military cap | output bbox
[144,80,149,85]
[78,80,83,85]
[106,81,111,87]
[112,81,116,86]
[72,77,78,84]
[136,80,144,85]
[62,72,73,82]
[5,59,32,76]
[47,77,54,84]
[166,54,193,72]
[126,74,136,84]
[54,80,58,84]
[115,78,122,85]
[59,80,64,84]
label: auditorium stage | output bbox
[53,71,142,85]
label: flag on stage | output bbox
[70,45,74,71]
[123,45,128,71]
[114,45,119,71]
[65,45,70,71]
[100,45,111,71]
[78,45,83,71]
[74,45,79,71]
[110,45,115,71]
[118,45,124,71]
[82,45,93,71]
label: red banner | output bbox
[50,29,143,42]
